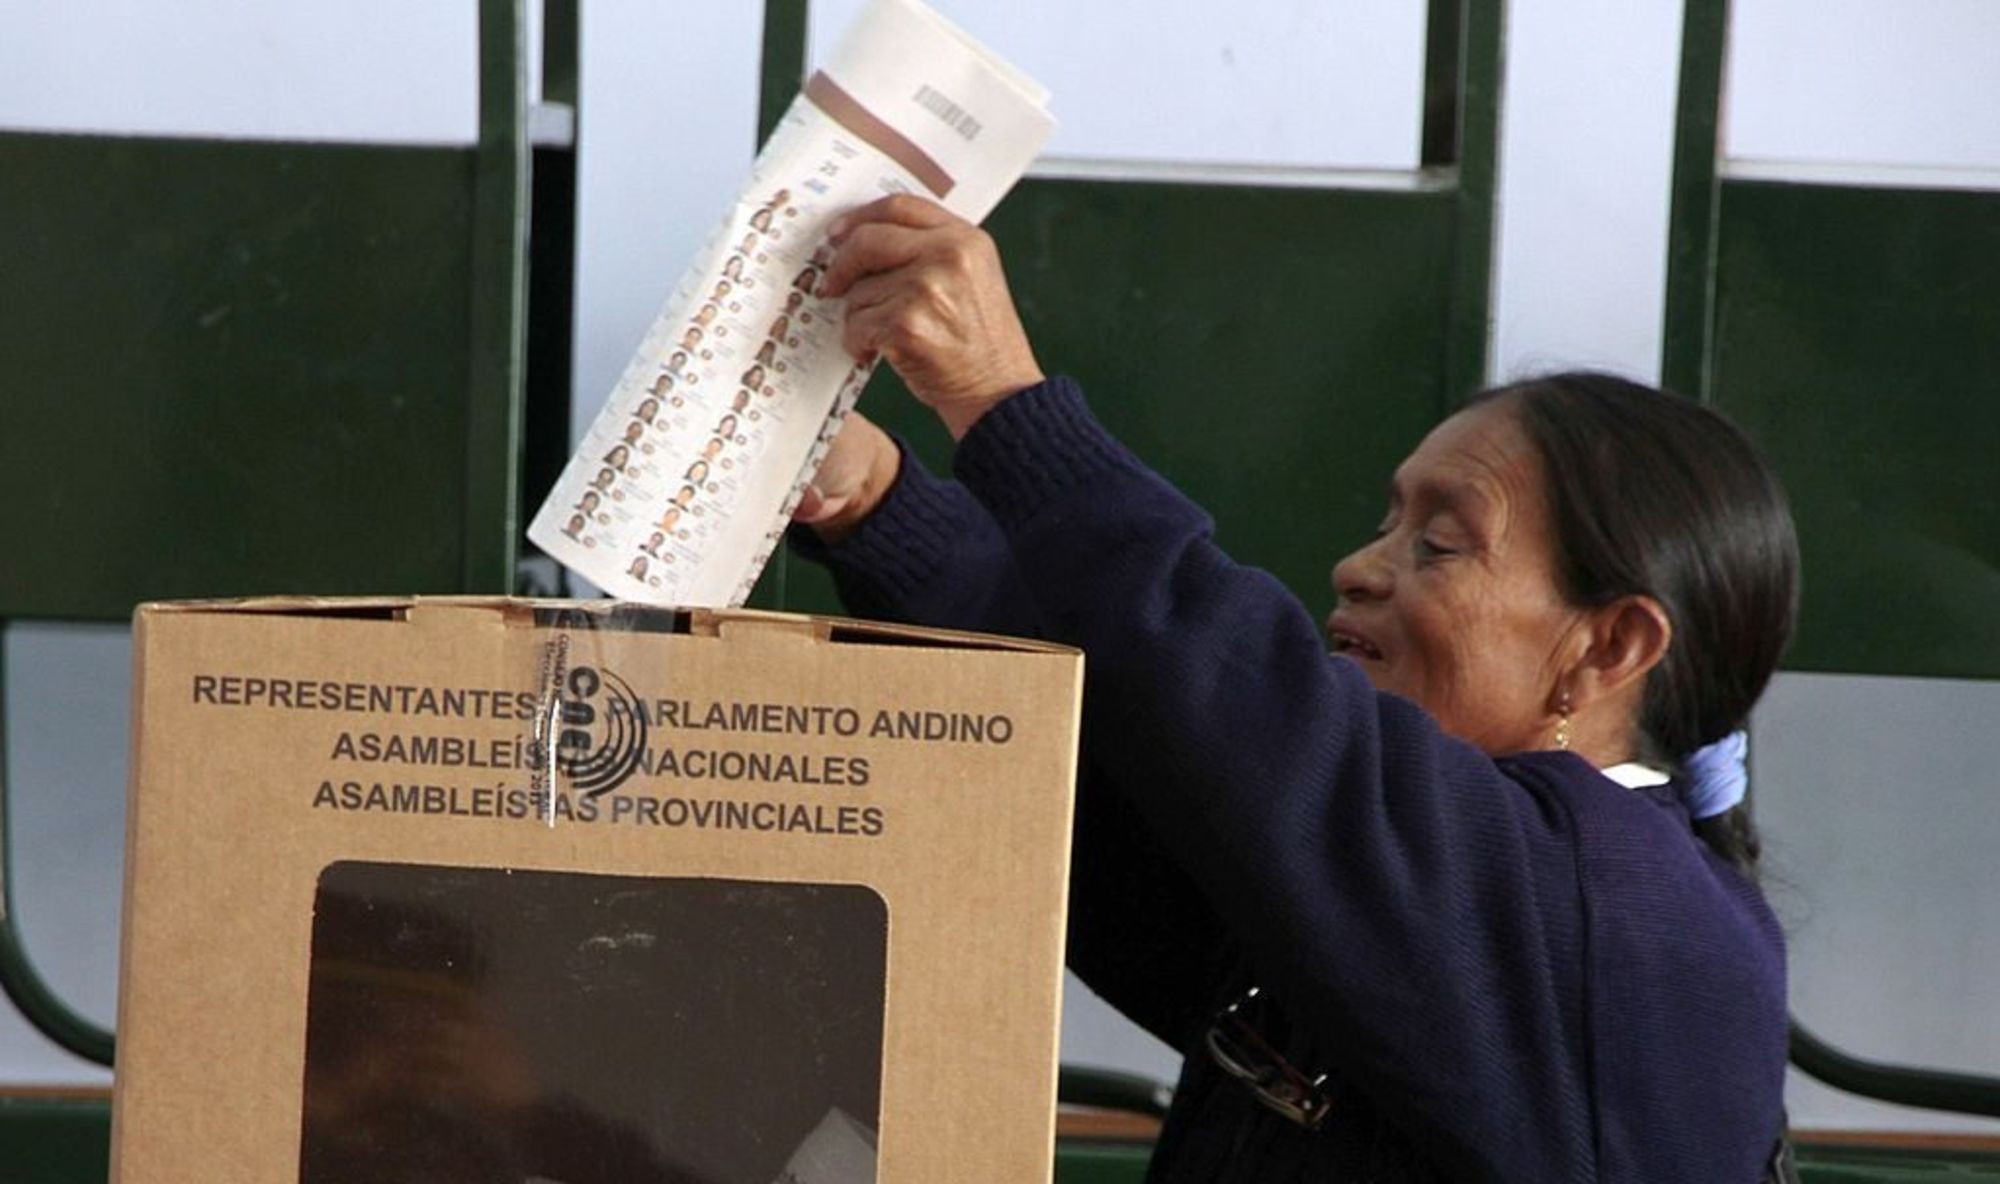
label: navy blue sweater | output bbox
[792,378,1788,1182]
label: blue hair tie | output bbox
[1683,730,1749,819]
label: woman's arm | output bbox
[787,428,1041,636]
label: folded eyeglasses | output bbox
[1204,986,1333,1131]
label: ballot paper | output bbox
[772,1107,879,1184]
[528,0,1054,606]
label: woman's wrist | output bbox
[937,370,1046,441]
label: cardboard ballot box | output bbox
[112,597,1082,1184]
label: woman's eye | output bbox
[1416,536,1458,560]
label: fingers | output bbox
[793,413,901,542]
[827,225,994,362]
[817,221,934,300]
[816,195,1038,433]
[837,270,904,361]
[842,271,973,370]
[841,285,914,368]
[819,195,977,297]
[828,193,959,241]
[792,483,834,523]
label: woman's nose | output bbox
[1332,538,1392,603]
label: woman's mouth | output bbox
[1326,617,1385,661]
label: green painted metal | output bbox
[1662,0,2000,682]
[1705,180,2000,679]
[1659,0,1727,396]
[1044,1136,2000,1182]
[0,8,529,620]
[1796,1145,2000,1182]
[463,0,532,593]
[745,0,814,610]
[1059,1065,1170,1117]
[0,135,486,620]
[0,1095,110,1183]
[1420,0,1465,167]
[1791,1021,2000,1121]
[1443,0,1503,403]
[1057,1138,2000,1183]
[758,0,810,143]
[541,0,580,108]
[1054,1139,1153,1184]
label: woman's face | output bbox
[1328,399,1580,755]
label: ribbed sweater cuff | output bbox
[952,375,1137,532]
[786,436,981,603]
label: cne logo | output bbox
[549,663,649,798]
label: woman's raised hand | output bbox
[818,194,1044,440]
[793,410,900,543]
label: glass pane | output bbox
[0,0,479,145]
[1754,672,2000,1132]
[1,621,128,1081]
[1727,0,2000,174]
[808,0,1429,172]
[301,864,885,1182]
[1061,972,1180,1082]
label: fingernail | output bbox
[827,215,850,242]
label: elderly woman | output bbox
[793,197,1797,1183]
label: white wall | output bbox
[808,0,1427,172]
[1727,0,2000,175]
[1757,675,2000,1133]
[568,2,764,440]
[1488,0,1685,383]
[3,0,1997,1140]
[0,0,479,144]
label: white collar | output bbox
[1600,761,1672,790]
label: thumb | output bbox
[792,483,846,524]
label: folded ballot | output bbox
[529,0,1053,606]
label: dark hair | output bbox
[1474,372,1800,875]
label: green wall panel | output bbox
[1708,180,2000,678]
[772,178,1459,620]
[0,132,510,621]
[0,1095,110,1183]
[1054,1138,1152,1184]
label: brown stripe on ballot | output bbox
[804,72,956,199]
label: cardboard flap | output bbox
[689,610,831,644]
[135,597,1078,657]
[136,595,417,620]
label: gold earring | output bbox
[1554,693,1573,751]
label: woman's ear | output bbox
[1569,594,1673,710]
